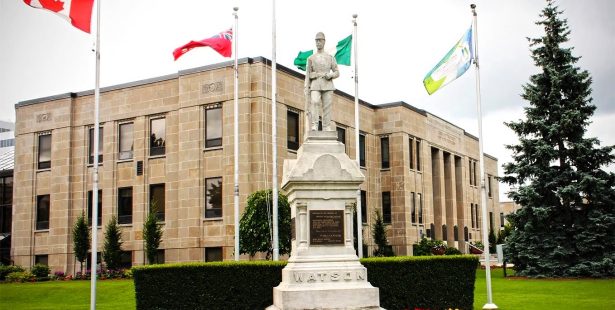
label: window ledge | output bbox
[36,168,51,173]
[118,223,133,227]
[380,168,391,172]
[204,146,223,152]
[34,229,50,233]
[86,163,103,167]
[203,217,223,222]
[287,149,298,154]
[116,159,133,164]
[148,155,166,160]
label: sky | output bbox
[1,0,614,201]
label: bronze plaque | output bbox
[310,210,344,245]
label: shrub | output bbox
[6,271,35,283]
[412,237,445,256]
[0,265,25,281]
[445,247,462,255]
[51,271,66,280]
[133,256,477,310]
[31,263,51,278]
[103,216,123,270]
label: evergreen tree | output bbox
[372,210,393,257]
[72,211,90,274]
[103,216,123,270]
[143,202,163,264]
[239,189,291,259]
[502,0,615,277]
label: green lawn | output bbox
[474,268,615,310]
[0,279,135,310]
[1,270,614,310]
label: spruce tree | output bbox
[502,0,615,277]
[103,216,123,270]
[72,211,90,274]
[143,202,163,264]
[372,210,393,257]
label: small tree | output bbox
[372,210,393,257]
[239,189,291,259]
[72,211,90,273]
[103,216,123,270]
[488,229,497,253]
[143,201,163,264]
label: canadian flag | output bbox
[24,0,94,33]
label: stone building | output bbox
[12,57,500,273]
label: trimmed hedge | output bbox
[133,256,478,310]
[362,255,478,310]
[132,261,285,310]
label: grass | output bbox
[474,268,615,310]
[1,269,614,309]
[0,279,135,309]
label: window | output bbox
[150,184,165,221]
[35,255,48,266]
[36,194,50,230]
[464,226,469,241]
[88,127,103,164]
[488,175,493,198]
[286,110,299,151]
[205,177,222,218]
[359,134,366,167]
[360,190,367,224]
[417,193,423,224]
[118,123,134,160]
[430,223,435,239]
[454,225,459,241]
[205,247,223,262]
[150,118,166,156]
[475,204,480,229]
[382,191,391,224]
[469,159,474,185]
[120,251,132,269]
[415,140,421,171]
[205,107,222,148]
[380,137,390,169]
[118,187,133,224]
[409,138,414,170]
[336,127,346,152]
[38,133,51,169]
[410,192,416,224]
[490,211,494,231]
[153,249,164,264]
[473,161,478,186]
[500,212,505,227]
[471,203,475,228]
[442,225,448,241]
[87,190,102,227]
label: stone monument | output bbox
[267,33,380,310]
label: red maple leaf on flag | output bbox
[39,0,64,13]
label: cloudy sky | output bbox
[1,0,613,200]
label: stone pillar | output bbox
[268,131,380,310]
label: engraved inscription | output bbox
[310,210,344,245]
[201,81,224,94]
[37,113,51,123]
[292,270,366,283]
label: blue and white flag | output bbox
[423,26,473,95]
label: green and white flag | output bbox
[294,35,352,71]
[423,26,473,95]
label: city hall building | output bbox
[11,57,500,273]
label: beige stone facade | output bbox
[12,57,500,273]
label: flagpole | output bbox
[233,6,240,262]
[90,0,101,308]
[271,0,280,261]
[352,14,363,258]
[471,4,497,310]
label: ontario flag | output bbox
[173,28,233,61]
[23,0,94,33]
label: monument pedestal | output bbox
[268,131,380,310]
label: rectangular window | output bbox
[473,161,478,186]
[469,159,474,185]
[360,190,367,224]
[35,255,48,266]
[150,184,165,221]
[205,107,223,148]
[36,194,50,230]
[118,123,134,160]
[488,175,493,198]
[336,127,346,153]
[286,111,299,151]
[380,137,390,169]
[205,247,223,262]
[415,140,421,171]
[410,192,416,224]
[205,177,222,218]
[417,193,423,224]
[120,251,132,269]
[359,134,366,167]
[500,212,505,227]
[490,211,494,231]
[409,138,414,170]
[150,118,166,156]
[118,187,133,224]
[87,190,102,227]
[38,133,51,169]
[382,191,391,224]
[476,204,480,229]
[88,127,103,164]
[154,249,165,264]
[471,203,475,228]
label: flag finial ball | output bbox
[470,4,476,9]
[352,14,358,18]
[233,7,238,12]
